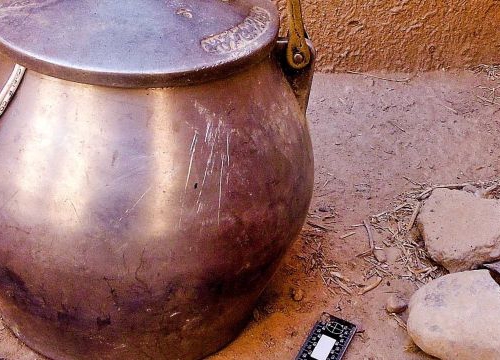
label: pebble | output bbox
[385,293,408,314]
[252,309,261,321]
[462,184,478,194]
[373,249,387,263]
[385,247,401,264]
[292,288,304,302]
[354,320,365,333]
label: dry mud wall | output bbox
[275,0,500,72]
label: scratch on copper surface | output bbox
[179,131,199,227]
[118,185,152,223]
[196,133,216,211]
[68,200,81,223]
[226,132,231,165]
[196,121,221,211]
[226,132,231,184]
[114,162,151,183]
[134,248,151,294]
[205,120,212,143]
[178,212,183,229]
[185,131,199,192]
[209,122,222,176]
[0,189,19,211]
[218,153,224,226]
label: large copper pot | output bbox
[0,0,314,359]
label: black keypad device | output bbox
[295,313,357,360]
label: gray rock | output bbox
[407,270,500,360]
[417,188,500,272]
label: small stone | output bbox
[353,320,365,333]
[373,249,387,263]
[408,226,422,243]
[417,188,500,272]
[385,293,408,314]
[292,288,304,302]
[385,247,401,264]
[462,184,478,194]
[407,270,500,360]
[318,206,329,212]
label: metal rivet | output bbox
[293,52,304,64]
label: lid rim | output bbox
[0,35,278,88]
[0,0,279,88]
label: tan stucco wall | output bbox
[275,0,500,72]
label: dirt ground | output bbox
[1,69,499,359]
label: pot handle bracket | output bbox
[276,0,316,114]
[0,64,26,118]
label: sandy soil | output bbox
[1,69,499,359]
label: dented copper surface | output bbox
[0,0,315,359]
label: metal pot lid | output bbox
[0,0,279,88]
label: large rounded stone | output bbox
[407,270,500,360]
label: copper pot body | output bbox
[0,52,313,359]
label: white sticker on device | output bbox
[311,334,337,360]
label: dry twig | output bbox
[471,64,500,81]
[301,178,500,300]
[388,120,406,133]
[440,103,459,115]
[347,70,411,83]
[364,220,375,251]
[306,220,329,231]
[356,220,375,257]
[390,313,407,331]
[340,231,356,239]
[476,95,500,106]
[406,201,422,231]
[358,277,382,295]
[364,178,500,286]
